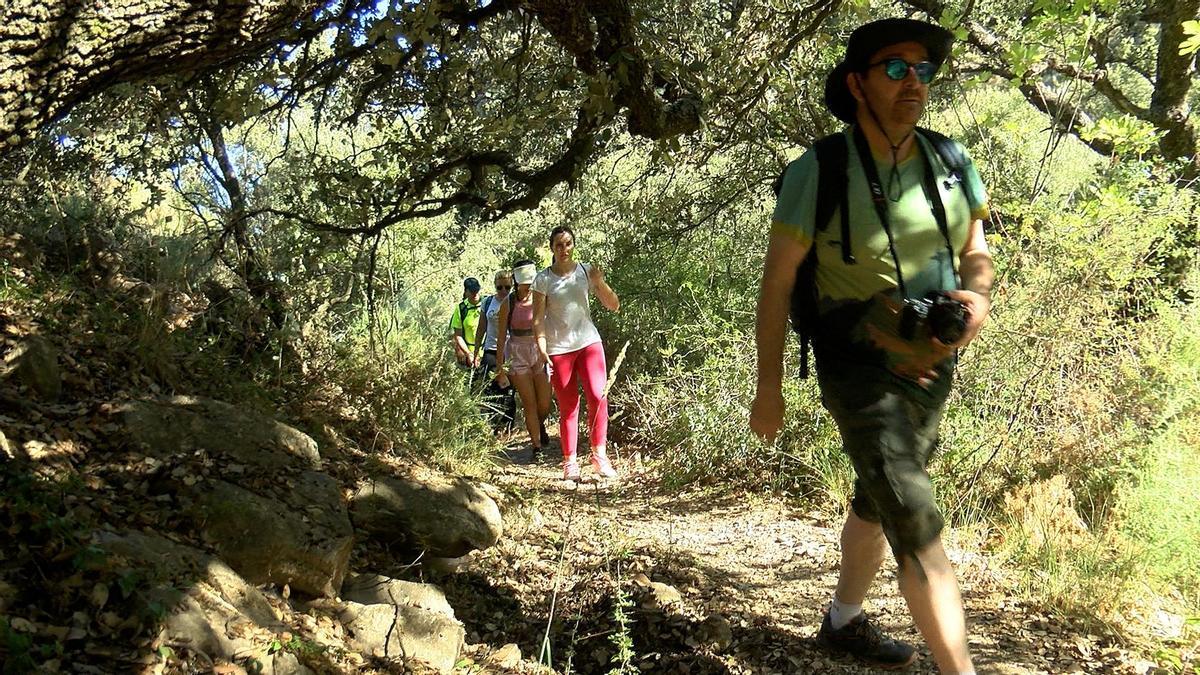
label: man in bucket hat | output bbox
[752,17,994,673]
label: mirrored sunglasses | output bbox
[870,58,938,84]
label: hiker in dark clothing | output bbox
[473,270,517,433]
[751,18,994,674]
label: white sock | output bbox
[828,597,862,630]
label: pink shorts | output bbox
[506,337,543,376]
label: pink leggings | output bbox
[549,342,608,459]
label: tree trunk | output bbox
[0,0,319,154]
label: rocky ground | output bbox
[403,439,1173,675]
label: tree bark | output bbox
[0,0,320,154]
[1150,0,1200,173]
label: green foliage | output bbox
[608,567,637,675]
[1179,21,1200,57]
[0,465,91,565]
[998,518,1144,626]
[617,321,849,503]
[1083,116,1160,158]
[1004,43,1047,81]
[1,616,37,675]
[1115,291,1200,605]
[322,304,502,471]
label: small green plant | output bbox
[1,617,37,675]
[269,632,342,660]
[608,566,636,675]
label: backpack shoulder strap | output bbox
[916,127,965,173]
[917,126,981,222]
[917,126,976,205]
[812,133,848,232]
[772,133,850,231]
[813,132,854,264]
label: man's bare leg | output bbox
[898,537,974,673]
[834,509,888,605]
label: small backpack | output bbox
[774,127,970,378]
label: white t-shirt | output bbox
[481,295,505,352]
[533,263,602,355]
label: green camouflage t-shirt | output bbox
[772,128,989,374]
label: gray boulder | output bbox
[121,396,320,469]
[193,474,353,598]
[342,573,454,616]
[1,335,60,400]
[338,600,464,673]
[90,530,279,661]
[351,474,502,558]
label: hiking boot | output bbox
[590,450,617,478]
[563,457,580,481]
[816,612,916,670]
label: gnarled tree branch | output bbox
[0,0,324,153]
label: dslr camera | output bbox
[898,291,967,344]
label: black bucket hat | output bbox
[823,18,954,124]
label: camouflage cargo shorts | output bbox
[817,359,952,563]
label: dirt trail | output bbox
[438,445,1153,675]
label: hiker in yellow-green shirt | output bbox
[449,277,483,370]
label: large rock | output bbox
[342,574,454,616]
[120,396,350,597]
[90,530,280,661]
[121,396,320,469]
[194,474,353,598]
[1,335,61,400]
[351,474,502,558]
[338,601,464,673]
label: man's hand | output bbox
[888,290,989,388]
[750,389,786,443]
[890,341,955,389]
[941,289,991,349]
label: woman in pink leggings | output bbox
[532,225,620,480]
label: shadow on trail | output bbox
[486,452,1097,673]
[614,551,1063,674]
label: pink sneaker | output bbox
[563,457,581,480]
[590,451,617,478]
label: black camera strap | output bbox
[851,126,959,300]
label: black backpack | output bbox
[774,127,970,378]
